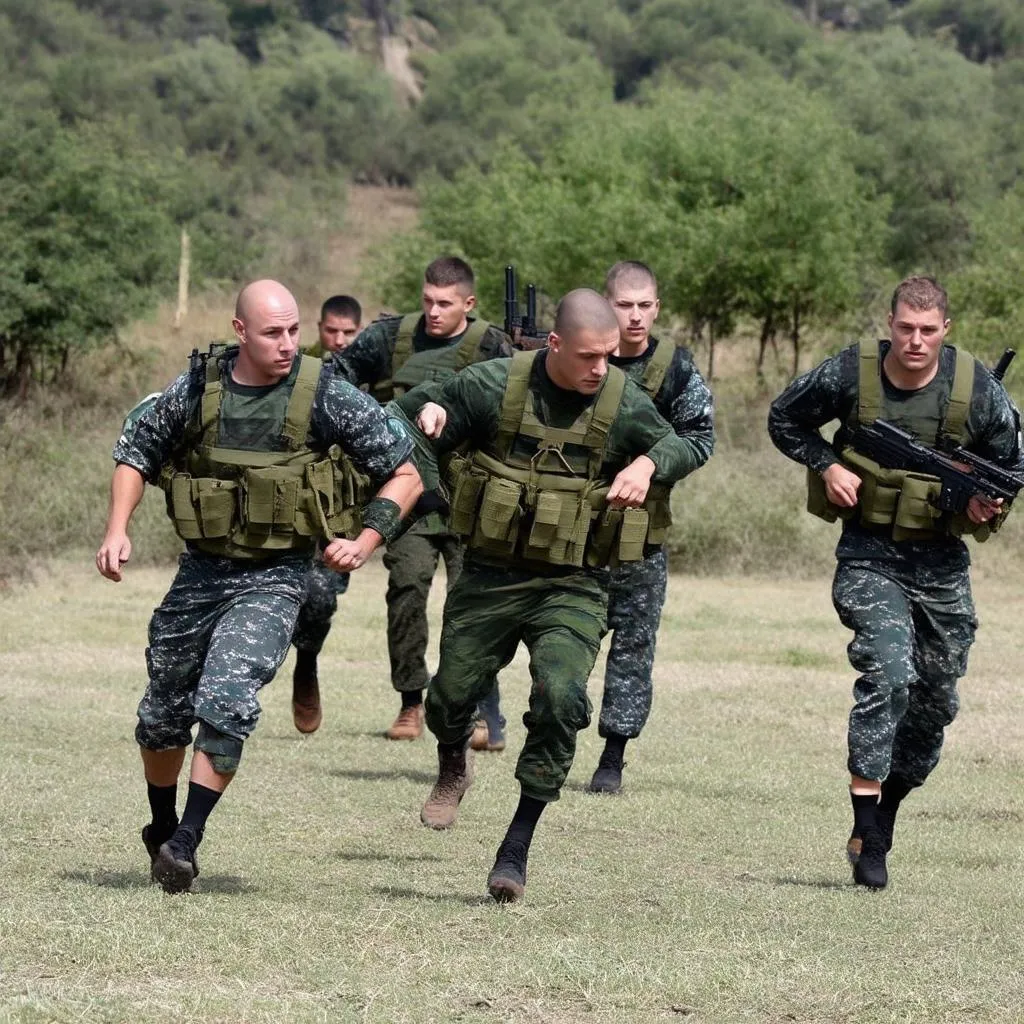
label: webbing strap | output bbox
[392,313,421,376]
[453,318,490,371]
[941,347,974,445]
[496,350,536,458]
[639,338,674,397]
[857,341,881,428]
[280,355,320,451]
[199,355,223,444]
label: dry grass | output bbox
[1,557,1023,1023]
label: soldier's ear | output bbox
[464,293,477,314]
[232,317,246,345]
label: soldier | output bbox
[333,256,510,742]
[768,276,1022,889]
[95,279,421,894]
[396,288,710,902]
[586,261,714,794]
[290,294,365,733]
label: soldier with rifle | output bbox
[768,276,1023,890]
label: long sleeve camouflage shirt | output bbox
[768,341,1023,566]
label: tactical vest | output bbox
[807,342,1001,541]
[371,315,491,403]
[633,337,675,399]
[161,350,368,559]
[444,350,672,569]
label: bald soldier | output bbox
[395,289,709,901]
[96,280,421,893]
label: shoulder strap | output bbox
[857,341,882,428]
[392,314,420,376]
[639,338,674,397]
[454,318,490,372]
[496,350,537,458]
[582,367,627,475]
[941,346,975,445]
[199,354,223,444]
[281,355,321,451]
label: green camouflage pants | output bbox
[832,558,977,785]
[383,526,464,692]
[425,561,608,802]
[291,557,349,655]
[598,548,668,738]
[136,551,306,759]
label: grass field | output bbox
[2,556,1024,1024]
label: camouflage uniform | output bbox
[334,314,510,695]
[291,557,349,656]
[115,355,413,766]
[395,352,709,801]
[769,341,1022,786]
[598,341,714,739]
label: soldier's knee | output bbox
[195,721,244,775]
[535,681,592,730]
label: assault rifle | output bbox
[504,264,548,351]
[849,419,1024,515]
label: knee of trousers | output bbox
[529,679,592,734]
[195,721,244,774]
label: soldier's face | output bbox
[887,303,949,376]
[547,326,620,394]
[422,282,475,338]
[233,295,301,383]
[318,313,360,352]
[607,281,660,350]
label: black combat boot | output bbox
[588,735,627,794]
[487,838,529,903]
[152,826,203,895]
[853,827,888,889]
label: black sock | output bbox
[294,648,318,679]
[147,782,178,833]
[602,734,628,761]
[171,782,222,853]
[850,791,879,835]
[501,794,547,850]
[401,689,423,709]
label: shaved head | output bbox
[553,288,619,337]
[235,279,298,324]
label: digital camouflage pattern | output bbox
[598,340,714,740]
[383,529,464,691]
[832,559,976,784]
[291,557,349,655]
[598,548,668,738]
[136,552,307,757]
[769,340,1021,785]
[425,562,608,803]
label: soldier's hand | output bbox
[822,463,862,507]
[96,531,132,582]
[324,531,380,572]
[608,455,655,509]
[967,494,1003,524]
[416,402,447,440]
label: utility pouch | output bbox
[587,507,622,567]
[169,474,202,540]
[806,468,839,522]
[477,478,522,543]
[893,473,942,534]
[527,491,564,550]
[195,479,237,538]
[645,488,673,546]
[449,465,488,536]
[244,467,299,533]
[617,507,649,562]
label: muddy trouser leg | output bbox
[832,561,919,783]
[598,548,667,740]
[889,564,976,787]
[383,529,441,694]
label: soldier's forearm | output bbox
[375,461,424,520]
[106,463,146,534]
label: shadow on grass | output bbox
[330,767,435,785]
[772,876,850,891]
[61,869,256,895]
[371,884,490,906]
[336,851,443,863]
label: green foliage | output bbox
[899,0,1024,61]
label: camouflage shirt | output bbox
[768,341,1024,566]
[330,314,512,390]
[394,350,705,485]
[610,338,715,475]
[113,355,414,488]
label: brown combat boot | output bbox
[292,650,322,734]
[386,703,425,740]
[420,744,474,829]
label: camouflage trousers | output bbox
[426,561,608,803]
[136,551,306,756]
[383,526,464,692]
[598,547,668,738]
[831,558,977,785]
[291,556,350,655]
